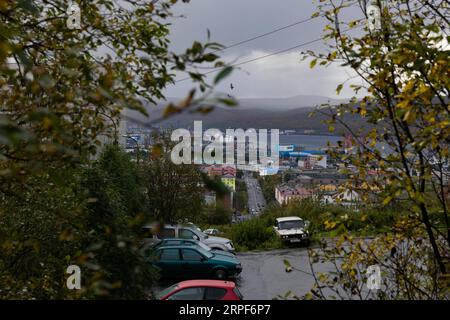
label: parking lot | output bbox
[152,248,335,300]
[236,248,334,299]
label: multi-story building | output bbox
[294,172,348,187]
[275,185,312,205]
[202,165,237,192]
[221,174,236,192]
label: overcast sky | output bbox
[163,0,365,99]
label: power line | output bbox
[214,0,359,54]
[213,16,320,53]
[175,37,322,83]
[175,26,361,83]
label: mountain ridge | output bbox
[125,95,361,134]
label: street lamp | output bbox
[123,135,140,164]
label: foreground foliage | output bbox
[0,1,233,298]
[304,0,450,299]
[0,145,158,298]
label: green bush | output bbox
[198,204,232,226]
[231,218,277,250]
[207,205,232,225]
[226,199,408,251]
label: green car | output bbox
[147,238,236,258]
[152,245,242,280]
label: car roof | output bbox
[161,238,198,242]
[157,245,202,250]
[142,223,175,230]
[177,280,236,289]
[276,216,303,222]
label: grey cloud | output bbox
[164,0,366,100]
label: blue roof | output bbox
[279,150,326,157]
[301,150,327,155]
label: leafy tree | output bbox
[0,0,233,299]
[258,174,281,204]
[203,203,232,225]
[0,145,158,299]
[202,173,230,198]
[141,131,204,224]
[304,0,449,299]
[0,168,88,299]
[80,144,157,299]
[0,0,229,182]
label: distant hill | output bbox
[124,95,365,134]
[234,95,349,111]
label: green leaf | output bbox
[191,41,202,54]
[382,196,393,206]
[310,59,318,69]
[218,98,238,107]
[214,66,233,85]
[283,259,293,272]
[203,53,218,62]
[18,0,39,14]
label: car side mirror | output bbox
[304,220,310,228]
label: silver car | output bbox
[145,224,235,253]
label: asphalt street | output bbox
[244,173,266,217]
[235,248,334,299]
[152,248,336,300]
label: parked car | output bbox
[183,222,202,233]
[152,245,242,279]
[146,238,235,258]
[144,224,235,253]
[274,216,310,245]
[157,280,243,300]
[204,228,221,236]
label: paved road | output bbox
[244,173,266,216]
[151,248,331,300]
[151,247,374,300]
[235,248,334,299]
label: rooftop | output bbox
[177,280,236,289]
[276,216,303,222]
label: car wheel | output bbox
[214,269,227,280]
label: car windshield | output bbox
[233,287,244,300]
[196,246,214,259]
[156,283,179,300]
[279,220,304,230]
[191,228,208,240]
[197,242,212,252]
[196,230,208,239]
